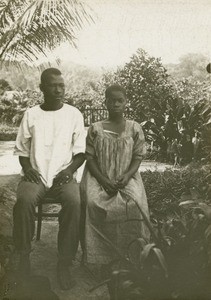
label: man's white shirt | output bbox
[15,104,86,188]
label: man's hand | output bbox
[100,176,118,196]
[24,168,41,184]
[53,168,73,186]
[116,173,130,189]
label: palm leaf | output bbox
[152,247,168,278]
[0,0,24,29]
[140,243,156,263]
[0,0,94,65]
[140,244,168,278]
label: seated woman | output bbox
[80,84,150,269]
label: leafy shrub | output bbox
[100,192,211,300]
[90,164,211,299]
[0,90,74,127]
[0,124,18,141]
[94,49,211,163]
[0,90,42,126]
[142,163,211,217]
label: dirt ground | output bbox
[30,222,109,300]
[0,174,109,300]
[0,174,20,188]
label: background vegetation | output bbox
[0,49,210,164]
[0,1,210,298]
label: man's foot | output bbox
[57,261,75,290]
[18,254,31,279]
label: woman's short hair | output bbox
[41,68,62,84]
[105,84,126,98]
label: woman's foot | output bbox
[57,260,75,290]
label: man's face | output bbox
[106,90,126,114]
[41,74,65,103]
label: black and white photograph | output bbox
[0,0,211,299]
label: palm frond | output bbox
[0,0,94,65]
[0,0,25,29]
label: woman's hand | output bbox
[87,158,118,196]
[116,173,130,189]
[100,176,118,196]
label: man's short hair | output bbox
[105,84,126,99]
[40,68,62,84]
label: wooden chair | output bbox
[35,197,60,241]
[35,196,86,262]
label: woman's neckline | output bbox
[101,119,128,136]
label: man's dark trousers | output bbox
[13,179,81,263]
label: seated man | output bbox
[13,68,86,290]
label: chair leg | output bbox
[36,203,43,241]
[80,201,86,264]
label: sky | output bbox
[52,0,211,69]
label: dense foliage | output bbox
[114,49,174,122]
[0,89,42,125]
[97,49,211,163]
[0,124,18,141]
[143,164,211,217]
[90,164,211,300]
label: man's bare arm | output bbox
[53,153,85,186]
[19,156,41,184]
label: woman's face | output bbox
[106,90,126,114]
